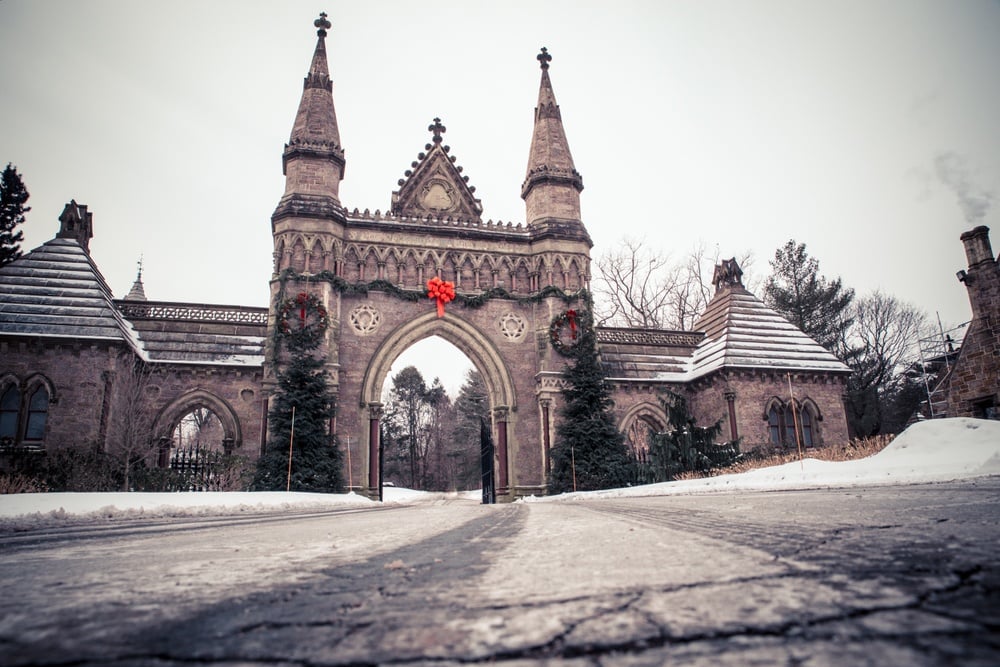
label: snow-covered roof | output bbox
[599,283,851,385]
[688,285,851,378]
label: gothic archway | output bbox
[152,389,242,454]
[359,310,517,498]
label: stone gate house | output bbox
[0,15,882,501]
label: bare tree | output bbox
[104,354,157,490]
[593,237,679,328]
[594,238,756,330]
[842,291,929,435]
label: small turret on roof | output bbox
[123,256,147,301]
[56,200,93,253]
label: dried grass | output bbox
[0,473,48,494]
[673,434,896,481]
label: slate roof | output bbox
[117,301,266,367]
[0,238,137,344]
[688,286,852,378]
[600,284,851,384]
[0,237,266,367]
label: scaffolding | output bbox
[916,319,970,418]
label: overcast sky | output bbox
[2,0,999,395]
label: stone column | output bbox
[724,391,738,442]
[367,403,382,490]
[494,406,509,494]
[539,398,552,475]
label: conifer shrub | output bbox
[253,293,343,492]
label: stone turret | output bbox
[521,48,590,246]
[272,12,346,223]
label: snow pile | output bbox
[532,417,1000,502]
[1,418,997,526]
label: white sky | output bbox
[2,1,999,396]
[2,417,997,526]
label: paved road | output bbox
[1,480,998,666]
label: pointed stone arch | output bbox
[152,389,243,452]
[360,311,516,410]
[618,401,666,456]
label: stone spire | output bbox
[273,12,346,221]
[521,47,585,232]
[124,256,147,301]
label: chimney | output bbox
[56,200,93,253]
[960,225,993,269]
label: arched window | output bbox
[783,405,798,445]
[767,406,781,446]
[0,386,20,439]
[800,408,814,446]
[765,398,819,448]
[24,386,49,441]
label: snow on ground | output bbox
[529,417,1000,502]
[0,418,997,528]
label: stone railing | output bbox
[116,300,268,325]
[348,208,528,234]
[596,327,703,347]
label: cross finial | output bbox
[537,47,551,70]
[429,117,446,144]
[136,254,143,279]
[315,11,331,37]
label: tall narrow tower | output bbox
[273,12,346,222]
[522,47,591,252]
[266,13,346,390]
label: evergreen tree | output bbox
[764,240,854,353]
[450,369,490,490]
[0,163,29,267]
[253,299,342,492]
[548,309,633,494]
[643,392,740,481]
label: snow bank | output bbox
[2,419,997,526]
[529,417,1000,502]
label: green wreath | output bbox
[549,309,582,356]
[278,292,329,347]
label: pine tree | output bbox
[0,163,30,267]
[644,392,740,481]
[764,240,854,353]
[548,309,633,493]
[253,304,342,493]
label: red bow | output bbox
[566,309,578,339]
[296,292,309,327]
[427,277,455,318]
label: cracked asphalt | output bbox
[1,479,998,666]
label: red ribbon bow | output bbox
[426,277,455,318]
[296,292,309,327]
[566,309,578,339]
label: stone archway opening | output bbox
[378,335,488,494]
[621,403,667,461]
[171,407,228,454]
[357,311,518,502]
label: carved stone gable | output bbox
[391,118,483,221]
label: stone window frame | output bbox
[764,396,821,448]
[0,374,55,448]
